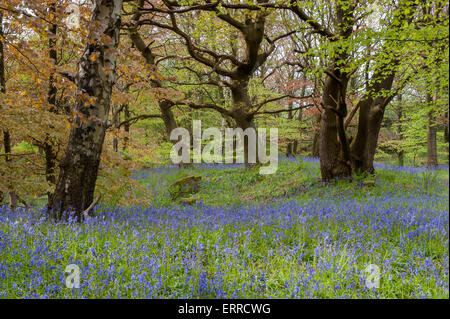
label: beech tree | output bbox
[282,0,448,179]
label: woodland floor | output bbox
[0,157,448,298]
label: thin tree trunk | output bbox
[123,104,130,151]
[293,99,303,156]
[286,102,294,157]
[50,0,123,219]
[0,13,18,209]
[44,2,58,204]
[2,131,18,209]
[112,105,119,152]
[444,110,449,164]
[293,140,298,155]
[396,95,404,166]
[426,92,438,167]
[312,114,320,157]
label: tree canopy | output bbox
[0,0,448,213]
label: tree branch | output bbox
[82,195,101,220]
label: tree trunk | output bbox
[350,100,383,174]
[296,106,303,156]
[50,0,123,219]
[318,2,354,181]
[112,105,119,152]
[286,143,293,157]
[129,2,178,142]
[234,114,257,167]
[444,110,449,164]
[319,77,341,180]
[426,92,438,167]
[293,140,298,155]
[44,2,58,204]
[311,114,320,157]
[2,131,18,209]
[350,69,396,174]
[123,104,130,151]
[0,13,18,209]
[159,100,177,139]
[286,102,294,157]
[319,71,351,180]
[396,97,405,166]
[349,0,417,174]
[230,80,257,167]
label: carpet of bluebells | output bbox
[0,157,448,298]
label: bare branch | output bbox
[251,94,313,114]
[117,114,162,128]
[256,104,314,115]
[82,195,101,220]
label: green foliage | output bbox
[156,142,175,164]
[11,141,38,154]
[418,170,439,194]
